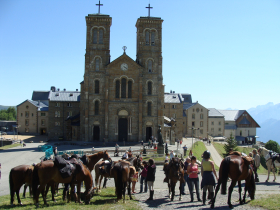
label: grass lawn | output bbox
[0,143,21,150]
[213,142,267,174]
[0,187,141,210]
[190,141,219,170]
[249,194,280,210]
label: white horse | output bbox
[258,147,280,182]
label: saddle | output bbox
[99,160,113,175]
[269,151,280,168]
[54,156,82,179]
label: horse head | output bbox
[136,155,143,171]
[84,187,96,204]
[103,150,111,161]
[170,157,181,179]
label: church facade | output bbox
[79,13,164,142]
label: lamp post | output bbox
[189,127,196,148]
[196,128,200,145]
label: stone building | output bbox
[79,13,164,142]
[17,100,48,134]
[208,108,225,137]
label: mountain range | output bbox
[247,102,280,144]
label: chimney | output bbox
[64,88,66,91]
[57,88,60,91]
[170,90,172,93]
[173,91,175,93]
[50,86,56,92]
[38,100,40,105]
[76,89,78,91]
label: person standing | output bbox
[181,157,191,195]
[139,161,148,193]
[183,145,188,156]
[53,147,58,156]
[180,139,182,148]
[187,156,201,202]
[188,149,193,158]
[201,151,218,205]
[146,158,156,200]
[170,150,174,161]
[253,149,260,182]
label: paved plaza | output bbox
[0,135,279,209]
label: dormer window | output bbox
[69,93,73,96]
[67,103,72,107]
[55,93,59,96]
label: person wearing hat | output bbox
[253,149,260,182]
[139,161,148,193]
[201,150,218,205]
[122,151,128,159]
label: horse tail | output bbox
[221,156,230,195]
[32,165,39,201]
[9,169,14,198]
[116,166,123,199]
[250,169,256,200]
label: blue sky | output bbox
[1,0,279,110]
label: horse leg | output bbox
[179,181,182,201]
[238,181,242,204]
[168,182,171,199]
[171,182,175,201]
[99,175,103,191]
[243,182,248,204]
[77,183,81,203]
[95,174,100,192]
[211,181,221,209]
[273,167,276,182]
[227,180,237,209]
[123,181,126,203]
[38,184,48,206]
[23,184,27,198]
[16,189,22,205]
[266,163,270,182]
[128,181,133,200]
[51,183,56,202]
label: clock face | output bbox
[121,63,128,71]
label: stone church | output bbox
[79,12,164,142]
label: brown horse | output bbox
[211,155,256,209]
[95,155,142,192]
[9,165,34,206]
[110,160,132,202]
[86,150,111,172]
[163,157,185,201]
[32,159,95,207]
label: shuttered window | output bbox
[99,29,103,44]
[128,81,132,98]
[116,80,120,98]
[121,78,126,98]
[93,29,97,44]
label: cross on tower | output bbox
[96,0,103,14]
[146,3,153,17]
[122,46,127,53]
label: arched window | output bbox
[99,29,103,44]
[95,80,99,94]
[95,58,100,71]
[115,80,120,98]
[148,81,152,95]
[145,31,149,45]
[151,31,155,45]
[121,78,126,98]
[95,101,99,115]
[148,60,152,72]
[93,28,97,44]
[147,102,152,116]
[128,81,132,98]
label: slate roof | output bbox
[17,99,49,111]
[183,103,197,110]
[218,110,245,121]
[239,117,251,125]
[208,108,224,117]
[49,91,80,102]
[32,91,50,101]
[180,93,192,104]
[164,93,183,103]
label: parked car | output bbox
[0,131,7,135]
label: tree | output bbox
[0,107,16,121]
[223,133,238,157]
[265,140,280,154]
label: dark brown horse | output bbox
[163,157,185,201]
[211,155,256,209]
[95,155,142,192]
[32,159,95,207]
[9,165,34,206]
[110,160,132,202]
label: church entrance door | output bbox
[118,118,128,142]
[93,126,100,141]
[146,127,152,141]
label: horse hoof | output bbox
[10,204,14,207]
[179,197,182,201]
[210,204,214,209]
[265,180,268,182]
[20,203,23,206]
[273,180,276,182]
[229,204,233,209]
[46,204,49,207]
